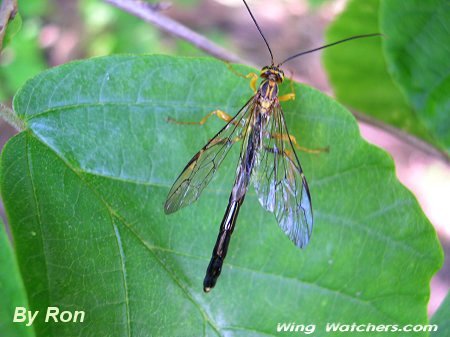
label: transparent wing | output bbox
[252,104,313,248]
[164,98,255,214]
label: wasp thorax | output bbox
[260,65,284,83]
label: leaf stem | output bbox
[0,103,24,131]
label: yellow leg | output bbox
[167,109,234,126]
[225,64,259,93]
[272,133,329,154]
[279,75,296,101]
[279,93,296,102]
[246,73,258,93]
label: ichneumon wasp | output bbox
[165,0,381,292]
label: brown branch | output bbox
[0,0,18,52]
[353,110,450,164]
[103,0,246,64]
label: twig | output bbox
[354,110,450,164]
[0,103,24,131]
[103,0,246,64]
[0,0,18,52]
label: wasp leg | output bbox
[167,109,234,126]
[279,75,296,101]
[264,147,296,165]
[225,64,259,93]
[209,134,243,148]
[278,93,296,102]
[272,133,329,154]
[246,73,259,93]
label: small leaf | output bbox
[3,12,22,47]
[1,55,443,336]
[0,15,46,100]
[380,0,450,154]
[323,0,438,149]
[0,217,35,337]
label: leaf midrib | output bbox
[23,129,415,333]
[24,136,43,337]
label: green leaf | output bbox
[431,291,450,336]
[380,0,450,154]
[3,13,22,47]
[0,218,35,337]
[1,55,443,336]
[323,0,437,148]
[0,18,46,100]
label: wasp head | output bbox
[260,65,284,83]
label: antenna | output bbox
[242,0,274,64]
[279,33,382,66]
